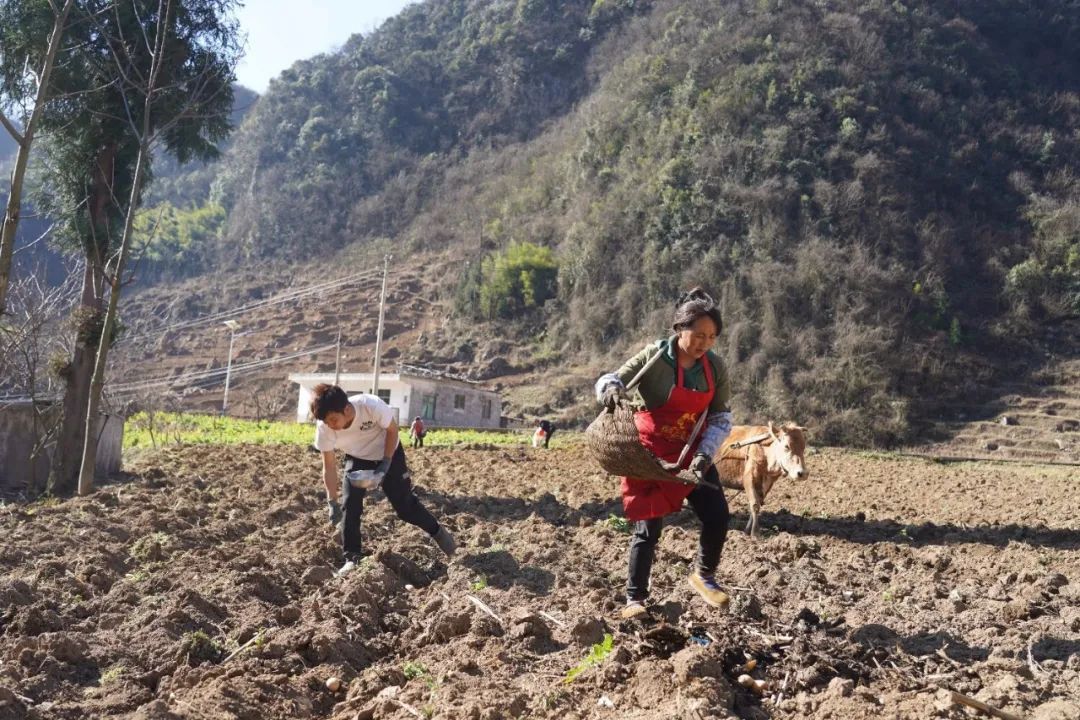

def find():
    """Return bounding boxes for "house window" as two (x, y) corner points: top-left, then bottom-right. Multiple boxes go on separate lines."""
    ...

(482, 399), (493, 419)
(376, 389), (391, 404)
(421, 394), (437, 420)
(453, 394), (466, 411)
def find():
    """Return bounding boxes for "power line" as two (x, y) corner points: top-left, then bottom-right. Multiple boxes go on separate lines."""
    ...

(109, 342), (338, 396)
(119, 268), (385, 344)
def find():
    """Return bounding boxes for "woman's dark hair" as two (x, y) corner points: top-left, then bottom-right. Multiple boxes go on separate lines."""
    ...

(311, 384), (349, 421)
(672, 287), (723, 334)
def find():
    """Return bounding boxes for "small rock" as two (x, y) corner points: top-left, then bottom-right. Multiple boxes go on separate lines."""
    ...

(301, 566), (334, 586)
(570, 617), (606, 647)
(763, 571), (787, 587)
(1001, 415), (1018, 426)
(1042, 573), (1068, 589)
(1062, 606), (1080, 632)
(933, 688), (954, 713)
(276, 606), (302, 625)
(948, 588), (966, 611)
(828, 677), (854, 697)
(470, 614), (503, 638)
(432, 612), (472, 642)
(1002, 600), (1037, 622)
(509, 612), (551, 642)
(1030, 700), (1080, 720)
(325, 677), (341, 692)
(43, 633), (89, 663)
(796, 665), (824, 688)
(731, 593), (763, 620)
(672, 646), (723, 682)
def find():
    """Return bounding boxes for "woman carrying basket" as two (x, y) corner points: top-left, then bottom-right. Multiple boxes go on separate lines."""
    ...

(594, 288), (733, 619)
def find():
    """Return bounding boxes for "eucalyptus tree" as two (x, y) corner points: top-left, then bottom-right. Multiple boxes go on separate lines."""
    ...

(0, 0), (77, 316)
(15, 0), (240, 495)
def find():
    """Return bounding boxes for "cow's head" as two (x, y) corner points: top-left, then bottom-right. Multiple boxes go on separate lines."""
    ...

(765, 422), (807, 486)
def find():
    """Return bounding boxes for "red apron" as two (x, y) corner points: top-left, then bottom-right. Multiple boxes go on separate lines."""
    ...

(621, 358), (714, 521)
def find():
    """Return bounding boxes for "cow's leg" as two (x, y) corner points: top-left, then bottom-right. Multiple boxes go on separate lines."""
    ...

(742, 462), (761, 537)
(748, 484), (764, 538)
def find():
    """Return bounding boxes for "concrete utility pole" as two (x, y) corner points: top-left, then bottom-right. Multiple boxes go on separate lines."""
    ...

(334, 328), (342, 387)
(222, 319), (240, 415)
(372, 254), (390, 397)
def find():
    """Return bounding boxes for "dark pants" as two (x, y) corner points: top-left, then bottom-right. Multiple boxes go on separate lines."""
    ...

(411, 433), (424, 448)
(341, 444), (439, 558)
(626, 466), (729, 602)
(543, 428), (554, 448)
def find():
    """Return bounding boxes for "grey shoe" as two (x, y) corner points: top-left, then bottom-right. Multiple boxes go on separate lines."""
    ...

(433, 526), (457, 557)
(620, 600), (647, 620)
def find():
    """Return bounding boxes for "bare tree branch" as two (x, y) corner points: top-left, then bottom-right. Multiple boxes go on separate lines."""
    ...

(0, 109), (24, 145)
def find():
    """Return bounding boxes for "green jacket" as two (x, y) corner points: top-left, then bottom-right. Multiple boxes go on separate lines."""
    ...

(616, 336), (731, 413)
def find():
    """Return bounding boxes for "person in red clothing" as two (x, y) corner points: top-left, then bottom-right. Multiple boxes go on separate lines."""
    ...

(595, 288), (734, 619)
(409, 416), (426, 448)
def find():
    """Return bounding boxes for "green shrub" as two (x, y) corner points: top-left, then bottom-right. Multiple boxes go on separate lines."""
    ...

(464, 242), (558, 320)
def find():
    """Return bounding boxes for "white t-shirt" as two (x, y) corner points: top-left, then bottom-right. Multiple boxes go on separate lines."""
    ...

(314, 394), (397, 460)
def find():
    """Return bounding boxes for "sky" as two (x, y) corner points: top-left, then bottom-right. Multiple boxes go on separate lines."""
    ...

(234, 0), (419, 93)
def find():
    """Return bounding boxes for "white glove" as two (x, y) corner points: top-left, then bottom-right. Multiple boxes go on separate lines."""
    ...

(689, 452), (712, 479)
(594, 373), (627, 408)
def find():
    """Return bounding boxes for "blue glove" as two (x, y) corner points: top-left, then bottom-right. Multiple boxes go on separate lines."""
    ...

(327, 498), (342, 526)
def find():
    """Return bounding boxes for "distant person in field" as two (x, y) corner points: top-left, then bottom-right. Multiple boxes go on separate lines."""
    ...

(409, 416), (426, 448)
(538, 418), (555, 448)
(594, 288), (734, 619)
(311, 384), (456, 575)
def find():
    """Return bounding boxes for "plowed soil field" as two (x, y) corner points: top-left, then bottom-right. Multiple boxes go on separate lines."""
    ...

(2, 443), (1078, 719)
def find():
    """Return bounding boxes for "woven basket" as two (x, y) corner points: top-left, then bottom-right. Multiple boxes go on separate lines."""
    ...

(585, 400), (699, 484)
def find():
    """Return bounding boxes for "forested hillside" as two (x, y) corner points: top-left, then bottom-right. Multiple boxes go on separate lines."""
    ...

(132, 0), (1080, 444)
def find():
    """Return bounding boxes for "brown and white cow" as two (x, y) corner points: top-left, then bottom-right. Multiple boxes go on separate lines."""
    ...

(712, 422), (807, 537)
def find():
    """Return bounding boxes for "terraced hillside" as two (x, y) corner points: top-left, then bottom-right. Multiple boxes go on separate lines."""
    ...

(912, 323), (1080, 464)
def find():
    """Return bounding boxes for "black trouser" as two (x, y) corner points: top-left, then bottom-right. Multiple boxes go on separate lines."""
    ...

(543, 428), (554, 448)
(626, 466), (729, 602)
(411, 433), (424, 449)
(341, 443), (439, 558)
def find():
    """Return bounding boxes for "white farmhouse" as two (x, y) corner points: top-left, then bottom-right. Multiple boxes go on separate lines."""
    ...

(288, 364), (502, 429)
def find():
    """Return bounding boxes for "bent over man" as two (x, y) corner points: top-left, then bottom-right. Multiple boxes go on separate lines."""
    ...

(312, 384), (456, 575)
